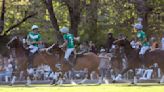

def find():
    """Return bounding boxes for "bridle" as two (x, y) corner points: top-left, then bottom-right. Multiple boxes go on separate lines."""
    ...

(6, 36), (18, 49)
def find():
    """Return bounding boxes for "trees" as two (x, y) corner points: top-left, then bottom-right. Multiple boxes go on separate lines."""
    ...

(0, 0), (37, 55)
(0, 0), (163, 55)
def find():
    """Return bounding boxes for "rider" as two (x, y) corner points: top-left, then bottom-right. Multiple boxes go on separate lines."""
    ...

(59, 26), (79, 63)
(133, 22), (150, 60)
(26, 25), (42, 68)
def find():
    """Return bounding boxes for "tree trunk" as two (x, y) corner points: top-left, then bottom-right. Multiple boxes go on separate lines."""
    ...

(134, 0), (149, 33)
(0, 0), (5, 34)
(66, 0), (81, 36)
(85, 0), (98, 41)
(44, 0), (59, 32)
(44, 0), (63, 42)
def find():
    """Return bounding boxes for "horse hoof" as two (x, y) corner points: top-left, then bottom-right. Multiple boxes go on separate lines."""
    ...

(131, 82), (137, 85)
(54, 83), (58, 86)
(112, 80), (116, 83)
(96, 83), (101, 85)
(50, 83), (58, 86)
(8, 84), (12, 86)
(25, 84), (30, 86)
(77, 82), (81, 85)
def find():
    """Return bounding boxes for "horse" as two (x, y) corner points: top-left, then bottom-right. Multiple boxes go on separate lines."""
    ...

(47, 43), (101, 84)
(113, 38), (164, 84)
(6, 36), (100, 85)
(6, 36), (65, 85)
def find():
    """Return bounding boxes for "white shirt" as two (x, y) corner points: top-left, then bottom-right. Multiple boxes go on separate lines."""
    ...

(161, 37), (164, 50)
(5, 64), (13, 72)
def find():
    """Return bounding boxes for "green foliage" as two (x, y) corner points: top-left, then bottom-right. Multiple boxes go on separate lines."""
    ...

(0, 0), (163, 48)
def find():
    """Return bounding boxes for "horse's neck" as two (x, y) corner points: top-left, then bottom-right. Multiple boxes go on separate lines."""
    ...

(15, 47), (26, 57)
(124, 47), (138, 57)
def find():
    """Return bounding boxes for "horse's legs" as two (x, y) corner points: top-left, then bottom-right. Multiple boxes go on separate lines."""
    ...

(70, 78), (77, 85)
(50, 72), (62, 85)
(9, 70), (18, 86)
(78, 76), (88, 84)
(78, 70), (92, 84)
(113, 67), (130, 82)
(9, 76), (16, 86)
(97, 68), (107, 84)
(159, 75), (164, 83)
(132, 69), (137, 84)
(26, 76), (31, 86)
(26, 69), (33, 86)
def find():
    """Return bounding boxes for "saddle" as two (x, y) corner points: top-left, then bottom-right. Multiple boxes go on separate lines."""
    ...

(68, 51), (86, 66)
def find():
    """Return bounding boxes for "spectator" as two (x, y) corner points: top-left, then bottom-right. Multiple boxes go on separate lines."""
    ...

(79, 42), (90, 53)
(0, 56), (4, 71)
(97, 48), (111, 84)
(161, 33), (164, 50)
(89, 41), (97, 54)
(4, 61), (13, 82)
(149, 34), (158, 51)
(106, 32), (115, 53)
(139, 68), (153, 80)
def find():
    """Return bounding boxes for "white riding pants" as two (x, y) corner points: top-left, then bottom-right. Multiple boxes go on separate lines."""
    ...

(29, 45), (38, 53)
(139, 46), (149, 55)
(64, 48), (75, 61)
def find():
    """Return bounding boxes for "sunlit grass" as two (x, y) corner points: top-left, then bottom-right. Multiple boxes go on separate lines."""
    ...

(0, 83), (164, 92)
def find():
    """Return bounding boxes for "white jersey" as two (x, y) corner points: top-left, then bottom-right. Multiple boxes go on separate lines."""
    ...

(5, 64), (13, 72)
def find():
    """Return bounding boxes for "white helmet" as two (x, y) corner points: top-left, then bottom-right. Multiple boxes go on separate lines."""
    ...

(133, 23), (143, 30)
(60, 26), (69, 33)
(31, 25), (39, 30)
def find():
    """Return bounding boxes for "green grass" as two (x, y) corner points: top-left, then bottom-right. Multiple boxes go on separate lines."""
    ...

(0, 83), (164, 92)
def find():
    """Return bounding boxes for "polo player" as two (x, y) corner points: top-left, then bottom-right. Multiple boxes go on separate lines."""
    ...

(26, 25), (42, 68)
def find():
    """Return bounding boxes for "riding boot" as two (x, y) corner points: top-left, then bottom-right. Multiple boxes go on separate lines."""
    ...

(28, 52), (34, 68)
(139, 54), (145, 66)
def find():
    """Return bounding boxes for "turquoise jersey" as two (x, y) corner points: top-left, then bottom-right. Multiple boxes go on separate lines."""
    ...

(137, 30), (149, 46)
(27, 32), (41, 47)
(63, 33), (74, 48)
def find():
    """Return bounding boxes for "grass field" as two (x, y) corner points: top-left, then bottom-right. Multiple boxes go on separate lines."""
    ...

(0, 83), (164, 92)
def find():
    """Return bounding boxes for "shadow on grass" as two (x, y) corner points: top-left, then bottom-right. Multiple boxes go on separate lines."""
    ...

(54, 84), (101, 87)
(1, 83), (163, 88)
(121, 83), (164, 87)
(0, 84), (101, 88)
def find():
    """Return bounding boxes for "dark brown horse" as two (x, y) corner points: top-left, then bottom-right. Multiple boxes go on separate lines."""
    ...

(113, 38), (164, 84)
(7, 36), (100, 85)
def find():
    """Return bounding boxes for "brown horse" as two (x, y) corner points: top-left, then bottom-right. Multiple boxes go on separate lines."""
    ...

(6, 36), (62, 85)
(7, 36), (100, 85)
(47, 43), (100, 84)
(113, 38), (164, 84)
